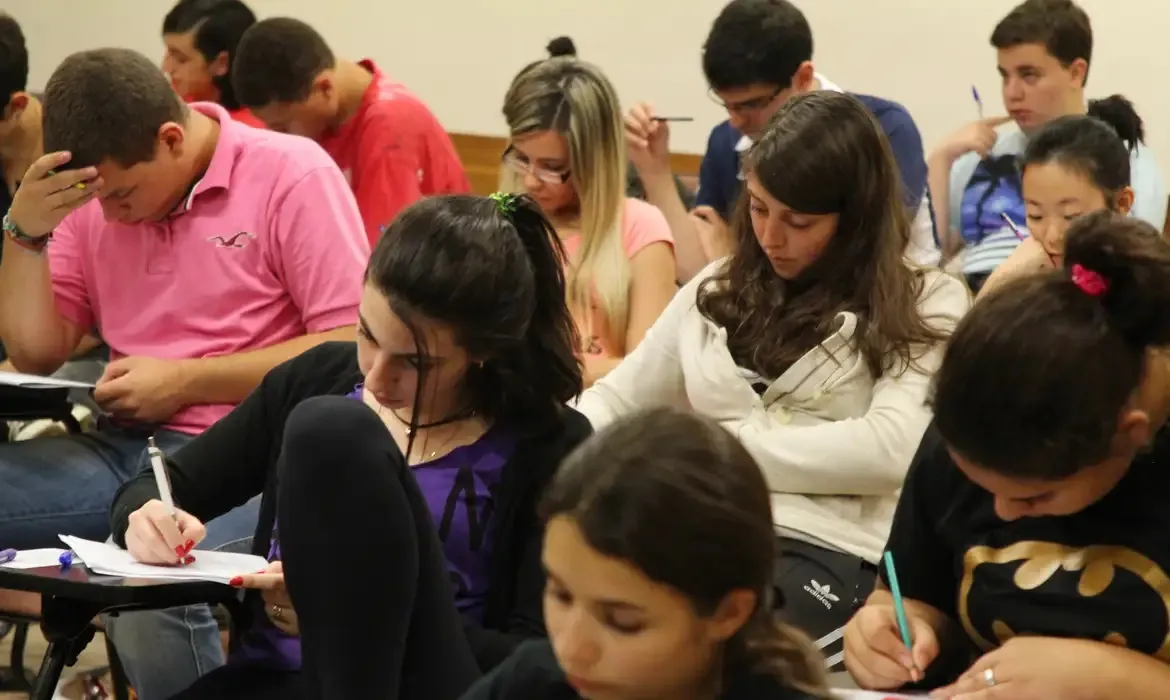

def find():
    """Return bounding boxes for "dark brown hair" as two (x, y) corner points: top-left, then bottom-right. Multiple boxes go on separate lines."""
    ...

(696, 91), (950, 380)
(232, 17), (334, 107)
(365, 194), (582, 436)
(991, 0), (1092, 85)
(933, 212), (1170, 479)
(540, 407), (830, 698)
(43, 49), (186, 169)
(162, 0), (257, 110)
(0, 13), (28, 108)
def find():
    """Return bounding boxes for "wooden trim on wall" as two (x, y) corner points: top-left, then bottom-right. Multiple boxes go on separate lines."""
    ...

(449, 132), (703, 196)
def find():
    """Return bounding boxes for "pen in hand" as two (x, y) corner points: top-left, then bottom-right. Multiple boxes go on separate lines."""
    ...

(148, 436), (196, 566)
(651, 116), (693, 122)
(971, 85), (983, 119)
(882, 551), (920, 681)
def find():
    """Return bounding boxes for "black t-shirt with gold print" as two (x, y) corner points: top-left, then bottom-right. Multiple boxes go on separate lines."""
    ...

(882, 423), (1170, 665)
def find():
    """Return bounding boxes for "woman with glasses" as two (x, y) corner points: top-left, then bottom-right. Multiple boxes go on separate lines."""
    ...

(977, 95), (1145, 298)
(577, 91), (969, 669)
(501, 56), (677, 387)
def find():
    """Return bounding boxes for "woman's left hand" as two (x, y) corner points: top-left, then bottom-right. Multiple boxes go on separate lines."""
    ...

(234, 561), (299, 637)
(931, 636), (1112, 700)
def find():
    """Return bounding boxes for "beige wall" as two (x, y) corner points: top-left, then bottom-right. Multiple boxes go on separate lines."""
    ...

(9, 0), (1170, 178)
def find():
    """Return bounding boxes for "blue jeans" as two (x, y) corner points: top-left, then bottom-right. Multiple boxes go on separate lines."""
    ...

(0, 425), (190, 550)
(104, 496), (260, 700)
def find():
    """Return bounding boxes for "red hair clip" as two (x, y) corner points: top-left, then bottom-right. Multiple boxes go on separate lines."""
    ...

(1071, 263), (1109, 296)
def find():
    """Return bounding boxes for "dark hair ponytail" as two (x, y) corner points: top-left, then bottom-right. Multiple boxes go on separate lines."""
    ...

(541, 408), (832, 699)
(546, 36), (576, 57)
(1022, 98), (1140, 200)
(1087, 94), (1144, 151)
(933, 211), (1170, 479)
(366, 194), (582, 435)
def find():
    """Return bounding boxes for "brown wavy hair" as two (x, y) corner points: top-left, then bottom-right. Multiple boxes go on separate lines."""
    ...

(696, 91), (950, 379)
(541, 407), (831, 698)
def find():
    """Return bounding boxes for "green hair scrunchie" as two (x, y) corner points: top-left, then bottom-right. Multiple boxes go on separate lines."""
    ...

(488, 191), (520, 218)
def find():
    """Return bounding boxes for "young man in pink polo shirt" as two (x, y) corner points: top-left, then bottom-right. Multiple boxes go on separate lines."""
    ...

(232, 17), (471, 247)
(0, 48), (366, 599)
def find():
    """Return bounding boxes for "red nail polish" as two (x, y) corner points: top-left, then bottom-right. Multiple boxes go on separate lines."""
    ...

(229, 576), (242, 587)
(175, 545), (186, 557)
(183, 555), (196, 565)
(184, 540), (195, 552)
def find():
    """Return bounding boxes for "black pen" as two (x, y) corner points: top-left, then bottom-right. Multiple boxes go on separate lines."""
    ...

(652, 116), (693, 122)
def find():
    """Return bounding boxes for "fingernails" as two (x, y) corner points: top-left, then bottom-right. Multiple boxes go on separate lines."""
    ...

(175, 545), (187, 557)
(184, 540), (195, 552)
(229, 576), (243, 587)
(183, 555), (196, 565)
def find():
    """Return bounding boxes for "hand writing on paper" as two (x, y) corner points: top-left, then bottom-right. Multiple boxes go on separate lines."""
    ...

(844, 602), (940, 690)
(233, 561), (299, 637)
(931, 636), (1113, 700)
(125, 499), (204, 565)
(691, 206), (732, 262)
(93, 356), (192, 423)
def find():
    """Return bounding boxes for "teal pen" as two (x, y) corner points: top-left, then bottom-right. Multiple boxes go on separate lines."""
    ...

(883, 551), (915, 654)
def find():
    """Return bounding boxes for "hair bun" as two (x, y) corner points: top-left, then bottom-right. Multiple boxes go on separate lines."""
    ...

(546, 36), (577, 57)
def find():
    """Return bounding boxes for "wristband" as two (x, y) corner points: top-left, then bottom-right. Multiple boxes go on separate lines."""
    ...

(2, 213), (51, 254)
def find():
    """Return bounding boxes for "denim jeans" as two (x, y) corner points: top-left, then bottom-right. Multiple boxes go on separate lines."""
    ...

(103, 496), (260, 700)
(0, 425), (190, 550)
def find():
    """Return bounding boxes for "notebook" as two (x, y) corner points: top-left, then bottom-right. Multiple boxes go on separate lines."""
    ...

(60, 535), (269, 584)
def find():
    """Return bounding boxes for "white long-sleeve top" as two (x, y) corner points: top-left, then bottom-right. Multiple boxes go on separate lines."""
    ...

(575, 261), (970, 563)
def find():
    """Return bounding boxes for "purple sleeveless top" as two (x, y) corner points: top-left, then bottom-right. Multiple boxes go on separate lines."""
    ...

(232, 386), (515, 669)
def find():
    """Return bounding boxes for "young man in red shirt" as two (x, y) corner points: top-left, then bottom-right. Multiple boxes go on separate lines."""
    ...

(161, 0), (265, 128)
(233, 18), (470, 246)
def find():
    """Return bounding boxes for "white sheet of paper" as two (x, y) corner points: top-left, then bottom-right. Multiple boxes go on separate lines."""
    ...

(832, 690), (928, 699)
(60, 535), (269, 584)
(0, 371), (94, 389)
(0, 548), (70, 569)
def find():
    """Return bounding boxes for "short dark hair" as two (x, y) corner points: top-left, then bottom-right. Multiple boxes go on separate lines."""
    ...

(1023, 95), (1143, 201)
(0, 13), (28, 107)
(991, 0), (1092, 84)
(541, 407), (830, 696)
(933, 212), (1170, 479)
(231, 17), (334, 108)
(365, 194), (582, 438)
(702, 0), (813, 92)
(162, 0), (257, 110)
(43, 49), (186, 169)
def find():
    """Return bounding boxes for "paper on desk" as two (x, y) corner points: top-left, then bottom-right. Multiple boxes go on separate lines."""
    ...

(0, 370), (94, 389)
(832, 690), (928, 699)
(0, 548), (70, 569)
(60, 536), (269, 584)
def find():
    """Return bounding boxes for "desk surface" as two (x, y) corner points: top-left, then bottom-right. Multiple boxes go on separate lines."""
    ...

(0, 564), (233, 608)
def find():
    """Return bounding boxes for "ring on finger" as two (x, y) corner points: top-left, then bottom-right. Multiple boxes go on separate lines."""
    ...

(984, 667), (997, 687)
(271, 604), (284, 623)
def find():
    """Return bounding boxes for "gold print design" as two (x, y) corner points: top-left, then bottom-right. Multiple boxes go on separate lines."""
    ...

(958, 542), (1170, 660)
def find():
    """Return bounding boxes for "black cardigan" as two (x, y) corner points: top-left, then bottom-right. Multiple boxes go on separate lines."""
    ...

(109, 341), (592, 671)
(459, 640), (821, 700)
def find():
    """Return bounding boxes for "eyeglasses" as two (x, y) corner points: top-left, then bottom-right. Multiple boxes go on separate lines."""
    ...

(707, 86), (785, 116)
(502, 147), (571, 185)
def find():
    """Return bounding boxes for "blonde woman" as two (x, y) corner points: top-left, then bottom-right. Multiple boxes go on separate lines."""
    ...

(502, 56), (677, 386)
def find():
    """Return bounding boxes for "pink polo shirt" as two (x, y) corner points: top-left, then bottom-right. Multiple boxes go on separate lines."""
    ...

(48, 102), (369, 435)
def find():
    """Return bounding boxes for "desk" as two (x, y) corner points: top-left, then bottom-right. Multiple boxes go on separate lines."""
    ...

(0, 563), (235, 700)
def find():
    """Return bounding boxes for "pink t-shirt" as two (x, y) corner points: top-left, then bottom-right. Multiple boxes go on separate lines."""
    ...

(559, 197), (673, 358)
(49, 102), (369, 435)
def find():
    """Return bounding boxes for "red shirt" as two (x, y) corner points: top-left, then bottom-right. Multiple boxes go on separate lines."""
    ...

(318, 60), (471, 247)
(228, 107), (266, 129)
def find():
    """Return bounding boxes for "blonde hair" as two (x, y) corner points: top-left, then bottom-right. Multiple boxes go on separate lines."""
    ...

(501, 57), (631, 351)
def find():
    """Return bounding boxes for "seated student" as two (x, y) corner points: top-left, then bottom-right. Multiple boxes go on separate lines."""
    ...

(978, 97), (1139, 297)
(501, 56), (676, 386)
(161, 0), (263, 129)
(109, 193), (591, 700)
(929, 0), (1165, 292)
(625, 0), (937, 283)
(462, 407), (832, 700)
(0, 48), (364, 614)
(0, 12), (108, 385)
(844, 213), (1170, 699)
(576, 91), (969, 668)
(232, 18), (470, 247)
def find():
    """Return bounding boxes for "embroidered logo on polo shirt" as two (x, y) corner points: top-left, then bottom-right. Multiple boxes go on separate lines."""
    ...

(804, 579), (840, 610)
(207, 231), (256, 249)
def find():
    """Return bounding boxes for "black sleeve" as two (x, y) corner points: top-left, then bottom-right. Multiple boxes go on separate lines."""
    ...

(464, 412), (593, 670)
(458, 641), (563, 700)
(878, 423), (960, 618)
(108, 358), (292, 547)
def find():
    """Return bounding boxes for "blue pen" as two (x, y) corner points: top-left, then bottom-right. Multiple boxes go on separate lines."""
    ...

(883, 551), (915, 661)
(972, 85), (984, 119)
(0, 549), (15, 565)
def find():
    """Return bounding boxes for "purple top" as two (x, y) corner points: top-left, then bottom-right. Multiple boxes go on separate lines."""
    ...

(232, 386), (515, 669)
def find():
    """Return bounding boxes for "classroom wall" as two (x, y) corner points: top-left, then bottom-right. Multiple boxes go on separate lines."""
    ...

(8, 0), (1170, 174)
